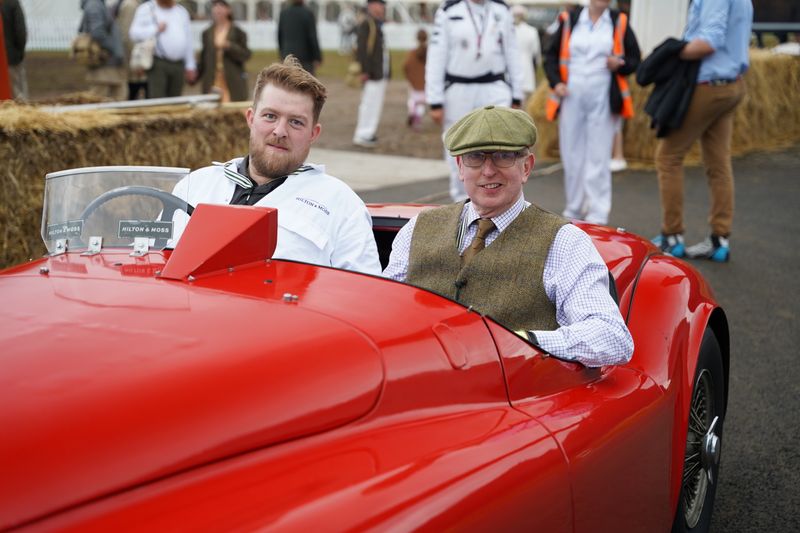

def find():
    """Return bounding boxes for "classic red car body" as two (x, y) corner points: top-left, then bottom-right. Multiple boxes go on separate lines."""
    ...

(0, 197), (729, 531)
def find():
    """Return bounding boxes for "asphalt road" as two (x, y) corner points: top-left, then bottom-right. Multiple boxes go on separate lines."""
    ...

(360, 145), (800, 532)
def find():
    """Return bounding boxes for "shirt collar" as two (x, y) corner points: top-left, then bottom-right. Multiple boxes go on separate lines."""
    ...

(577, 6), (612, 28)
(462, 194), (528, 232)
(215, 156), (314, 190)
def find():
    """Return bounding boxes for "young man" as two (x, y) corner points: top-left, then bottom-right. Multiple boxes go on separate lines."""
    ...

(172, 56), (381, 275)
(383, 105), (633, 367)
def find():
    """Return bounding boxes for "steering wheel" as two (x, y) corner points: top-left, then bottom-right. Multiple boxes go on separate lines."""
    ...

(79, 186), (195, 248)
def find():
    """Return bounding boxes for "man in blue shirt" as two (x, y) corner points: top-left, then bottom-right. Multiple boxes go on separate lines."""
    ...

(653, 0), (752, 262)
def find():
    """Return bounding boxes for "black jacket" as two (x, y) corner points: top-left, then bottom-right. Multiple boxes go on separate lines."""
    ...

(543, 7), (641, 115)
(1, 0), (27, 66)
(356, 15), (388, 81)
(636, 38), (700, 138)
(277, 4), (322, 72)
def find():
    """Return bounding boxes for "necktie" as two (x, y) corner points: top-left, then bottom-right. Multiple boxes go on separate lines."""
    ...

(461, 218), (496, 266)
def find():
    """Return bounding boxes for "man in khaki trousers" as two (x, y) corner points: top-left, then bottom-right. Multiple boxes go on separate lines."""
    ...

(653, 0), (753, 263)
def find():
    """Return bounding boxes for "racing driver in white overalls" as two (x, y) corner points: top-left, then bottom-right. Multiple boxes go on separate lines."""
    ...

(426, 0), (524, 201)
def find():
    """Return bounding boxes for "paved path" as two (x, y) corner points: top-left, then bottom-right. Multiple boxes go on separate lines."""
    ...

(308, 148), (449, 192)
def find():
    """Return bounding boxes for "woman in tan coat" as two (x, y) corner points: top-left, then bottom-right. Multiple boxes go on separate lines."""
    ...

(197, 0), (251, 102)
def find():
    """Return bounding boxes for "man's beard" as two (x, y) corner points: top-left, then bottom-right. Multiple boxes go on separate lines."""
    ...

(249, 135), (309, 180)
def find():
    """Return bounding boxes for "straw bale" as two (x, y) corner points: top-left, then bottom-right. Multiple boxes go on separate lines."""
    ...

(32, 92), (109, 106)
(527, 50), (800, 167)
(0, 103), (249, 269)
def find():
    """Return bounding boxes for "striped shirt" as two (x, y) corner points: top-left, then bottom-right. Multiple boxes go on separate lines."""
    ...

(383, 195), (634, 367)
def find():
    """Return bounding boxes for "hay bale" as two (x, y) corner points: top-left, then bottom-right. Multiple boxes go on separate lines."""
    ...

(527, 50), (800, 166)
(0, 103), (249, 269)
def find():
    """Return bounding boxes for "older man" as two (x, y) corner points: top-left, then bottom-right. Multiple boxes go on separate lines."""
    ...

(383, 105), (633, 367)
(171, 56), (380, 275)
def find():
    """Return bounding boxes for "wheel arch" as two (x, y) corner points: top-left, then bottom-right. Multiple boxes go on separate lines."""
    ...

(624, 255), (730, 520)
(706, 307), (730, 412)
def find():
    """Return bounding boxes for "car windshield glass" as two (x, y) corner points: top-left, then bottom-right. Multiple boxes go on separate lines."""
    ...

(41, 166), (190, 254)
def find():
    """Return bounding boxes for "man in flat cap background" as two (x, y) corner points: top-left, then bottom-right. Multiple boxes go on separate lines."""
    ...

(383, 105), (633, 368)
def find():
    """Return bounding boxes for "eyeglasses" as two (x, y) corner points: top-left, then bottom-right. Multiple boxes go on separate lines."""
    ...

(461, 151), (525, 168)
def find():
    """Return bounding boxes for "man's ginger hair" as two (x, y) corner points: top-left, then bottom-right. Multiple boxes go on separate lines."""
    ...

(251, 55), (328, 123)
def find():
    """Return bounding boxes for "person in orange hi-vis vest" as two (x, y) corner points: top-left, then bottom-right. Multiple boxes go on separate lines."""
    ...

(543, 0), (640, 225)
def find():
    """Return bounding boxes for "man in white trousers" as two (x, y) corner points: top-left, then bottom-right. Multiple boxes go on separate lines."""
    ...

(352, 0), (389, 148)
(426, 0), (524, 201)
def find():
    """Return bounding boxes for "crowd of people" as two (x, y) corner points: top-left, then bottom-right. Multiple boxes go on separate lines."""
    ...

(2, 0), (758, 265)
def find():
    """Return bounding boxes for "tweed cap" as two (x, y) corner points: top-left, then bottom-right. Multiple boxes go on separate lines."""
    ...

(444, 105), (538, 156)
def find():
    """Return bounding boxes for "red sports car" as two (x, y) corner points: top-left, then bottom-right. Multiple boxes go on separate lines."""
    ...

(0, 166), (728, 532)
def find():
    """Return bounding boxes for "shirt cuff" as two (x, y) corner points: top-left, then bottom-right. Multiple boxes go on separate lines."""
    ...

(532, 329), (575, 361)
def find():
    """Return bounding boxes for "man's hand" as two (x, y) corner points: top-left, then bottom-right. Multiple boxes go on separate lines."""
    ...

(185, 69), (197, 84)
(430, 107), (444, 125)
(553, 82), (568, 98)
(607, 55), (625, 72)
(157, 21), (167, 34)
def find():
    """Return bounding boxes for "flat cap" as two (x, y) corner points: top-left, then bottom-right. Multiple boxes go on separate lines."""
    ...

(444, 105), (538, 156)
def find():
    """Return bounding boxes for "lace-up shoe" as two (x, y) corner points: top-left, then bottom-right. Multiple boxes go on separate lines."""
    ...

(652, 233), (685, 257)
(352, 136), (378, 148)
(686, 235), (730, 262)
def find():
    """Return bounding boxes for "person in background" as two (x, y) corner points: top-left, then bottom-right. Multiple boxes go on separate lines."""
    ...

(610, 0), (631, 172)
(171, 56), (381, 275)
(652, 0), (753, 262)
(80, 0), (127, 100)
(1, 0), (27, 100)
(543, 0), (640, 225)
(337, 4), (357, 55)
(117, 0), (147, 99)
(383, 105), (633, 368)
(129, 0), (197, 98)
(425, 0), (524, 202)
(610, 121), (627, 171)
(277, 0), (322, 75)
(352, 0), (389, 148)
(511, 4), (541, 107)
(402, 28), (427, 131)
(197, 0), (251, 102)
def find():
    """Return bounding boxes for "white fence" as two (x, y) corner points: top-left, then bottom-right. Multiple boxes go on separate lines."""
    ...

(21, 0), (433, 51)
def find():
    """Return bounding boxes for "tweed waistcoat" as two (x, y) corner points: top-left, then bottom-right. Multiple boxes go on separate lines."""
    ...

(407, 202), (567, 331)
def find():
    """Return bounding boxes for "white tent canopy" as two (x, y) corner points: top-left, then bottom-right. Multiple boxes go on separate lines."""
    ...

(630, 0), (689, 56)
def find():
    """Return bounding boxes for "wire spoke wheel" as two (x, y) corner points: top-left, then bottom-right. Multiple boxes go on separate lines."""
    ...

(673, 328), (725, 533)
(682, 369), (714, 527)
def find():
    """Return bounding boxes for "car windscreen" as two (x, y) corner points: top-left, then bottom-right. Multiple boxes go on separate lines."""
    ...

(41, 166), (190, 254)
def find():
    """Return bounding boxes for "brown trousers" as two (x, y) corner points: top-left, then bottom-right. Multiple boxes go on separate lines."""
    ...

(655, 79), (745, 236)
